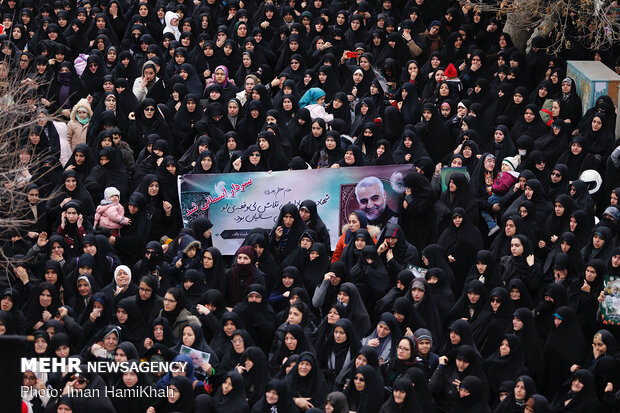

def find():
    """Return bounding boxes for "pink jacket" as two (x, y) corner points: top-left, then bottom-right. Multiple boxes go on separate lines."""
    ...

(95, 203), (128, 229)
(492, 171), (519, 195)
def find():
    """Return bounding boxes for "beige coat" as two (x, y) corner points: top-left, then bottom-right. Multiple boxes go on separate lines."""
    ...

(66, 98), (92, 150)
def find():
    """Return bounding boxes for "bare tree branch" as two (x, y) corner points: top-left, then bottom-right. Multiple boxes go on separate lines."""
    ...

(469, 0), (619, 53)
(0, 62), (59, 282)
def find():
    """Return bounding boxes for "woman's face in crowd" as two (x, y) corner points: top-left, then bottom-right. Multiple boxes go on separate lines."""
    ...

(512, 316), (523, 331)
(55, 345), (69, 358)
(439, 83), (450, 96)
(232, 333), (244, 353)
(407, 279), (425, 302)
(148, 181), (159, 196)
(137, 282), (152, 302)
(65, 176), (77, 191)
(116, 269), (129, 286)
(585, 265), (598, 282)
(237, 253), (252, 265)
(324, 136), (337, 150)
(34, 338), (47, 354)
(297, 360), (312, 376)
(123, 372), (138, 387)
(228, 102), (239, 117)
(116, 307), (128, 324)
(376, 322), (390, 338)
(114, 347), (127, 362)
(222, 320), (236, 337)
(327, 306), (341, 324)
(494, 129), (505, 143)
(201, 251), (214, 269)
(287, 307), (302, 324)
(355, 353), (368, 368)
(456, 358), (469, 372)
(571, 378), (584, 393)
(499, 339), (510, 356)
(201, 155), (213, 170)
(514, 380), (527, 400)
(396, 338), (412, 360)
(282, 97), (293, 111)
(283, 331), (298, 351)
(484, 156), (495, 171)
(334, 326), (347, 344)
(360, 57), (370, 70)
(265, 388), (279, 404)
(593, 333), (608, 354)
(343, 150), (355, 164)
(523, 109), (535, 123)
(215, 69), (226, 84)
(510, 238), (524, 256)
(104, 332), (118, 351)
(513, 93), (523, 104)
(182, 325), (195, 346)
(163, 293), (177, 311)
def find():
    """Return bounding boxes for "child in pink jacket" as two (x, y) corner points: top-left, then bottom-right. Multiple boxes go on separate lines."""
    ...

(94, 187), (130, 237)
(483, 156), (520, 236)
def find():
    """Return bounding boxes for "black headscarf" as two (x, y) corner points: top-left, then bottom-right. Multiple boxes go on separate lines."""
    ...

(393, 129), (429, 165)
(342, 364), (385, 413)
(483, 334), (528, 397)
(541, 305), (587, 396)
(416, 102), (452, 163)
(511, 103), (548, 139)
(23, 282), (62, 332)
(471, 287), (516, 358)
(548, 369), (600, 412)
(284, 351), (328, 407)
(582, 113), (615, 158)
(405, 278), (444, 346)
(338, 282), (371, 335)
(269, 203), (307, 263)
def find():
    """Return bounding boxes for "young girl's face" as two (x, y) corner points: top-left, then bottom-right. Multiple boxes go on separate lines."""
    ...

(110, 194), (119, 203)
(417, 338), (431, 355)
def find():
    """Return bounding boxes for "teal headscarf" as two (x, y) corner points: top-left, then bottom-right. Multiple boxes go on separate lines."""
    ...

(76, 106), (90, 125)
(299, 87), (326, 108)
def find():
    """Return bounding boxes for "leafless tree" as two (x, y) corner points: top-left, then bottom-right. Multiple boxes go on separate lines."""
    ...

(469, 0), (620, 53)
(0, 66), (58, 284)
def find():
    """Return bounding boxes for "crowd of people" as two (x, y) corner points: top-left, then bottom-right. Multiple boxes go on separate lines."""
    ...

(1, 0), (620, 411)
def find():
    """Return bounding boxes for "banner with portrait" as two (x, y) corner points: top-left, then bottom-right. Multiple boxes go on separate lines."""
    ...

(440, 167), (469, 192)
(600, 274), (620, 325)
(178, 165), (412, 255)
